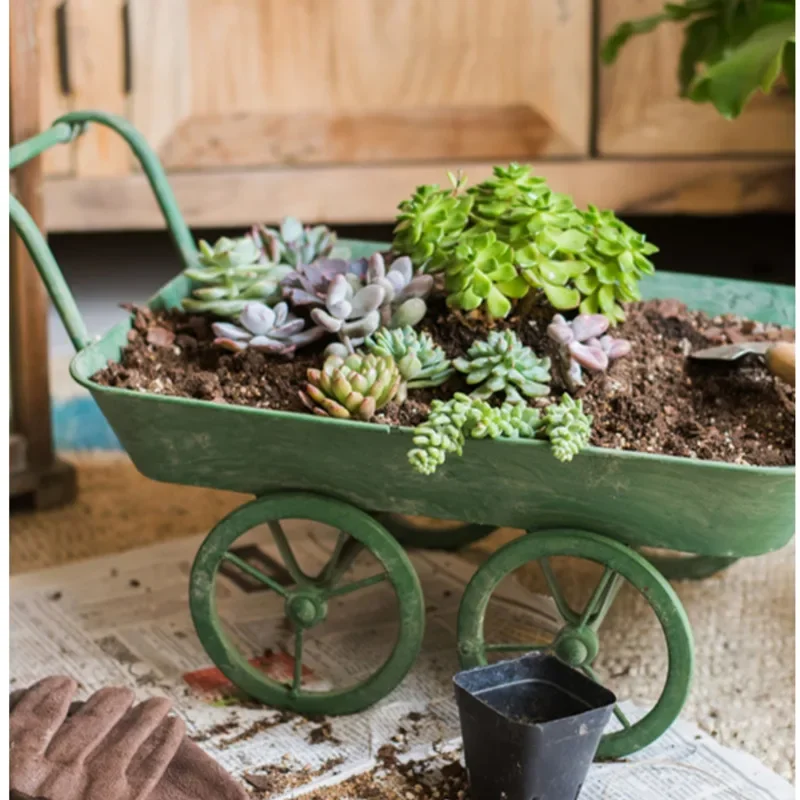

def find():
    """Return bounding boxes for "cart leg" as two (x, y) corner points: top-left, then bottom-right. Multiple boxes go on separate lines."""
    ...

(457, 528), (694, 760)
(189, 492), (425, 716)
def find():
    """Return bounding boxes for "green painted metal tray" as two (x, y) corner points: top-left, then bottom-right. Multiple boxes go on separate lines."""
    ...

(12, 113), (795, 561)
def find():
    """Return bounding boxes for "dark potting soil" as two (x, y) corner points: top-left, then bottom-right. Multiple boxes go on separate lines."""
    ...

(93, 296), (795, 467)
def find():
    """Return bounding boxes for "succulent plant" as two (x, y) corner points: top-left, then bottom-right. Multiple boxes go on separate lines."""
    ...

(392, 172), (473, 269)
(300, 353), (401, 421)
(281, 257), (370, 308)
(392, 163), (658, 324)
(453, 330), (551, 403)
(364, 327), (453, 389)
(366, 253), (433, 329)
(542, 393), (593, 463)
(182, 237), (293, 317)
(250, 217), (347, 267)
(310, 274), (384, 357)
(408, 393), (542, 475)
(439, 227), (522, 319)
(211, 301), (325, 357)
(575, 205), (657, 321)
(547, 313), (632, 392)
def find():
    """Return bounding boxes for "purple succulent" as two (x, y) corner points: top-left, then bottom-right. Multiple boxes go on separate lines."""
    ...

(547, 313), (631, 392)
(212, 301), (325, 357)
(281, 257), (370, 307)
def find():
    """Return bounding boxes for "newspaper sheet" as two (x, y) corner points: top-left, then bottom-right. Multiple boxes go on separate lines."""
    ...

(10, 524), (794, 799)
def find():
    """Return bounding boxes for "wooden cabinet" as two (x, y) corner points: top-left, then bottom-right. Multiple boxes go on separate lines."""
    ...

(130, 0), (590, 169)
(19, 0), (794, 231)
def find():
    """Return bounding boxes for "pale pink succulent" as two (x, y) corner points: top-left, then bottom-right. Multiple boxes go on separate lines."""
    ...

(547, 313), (631, 392)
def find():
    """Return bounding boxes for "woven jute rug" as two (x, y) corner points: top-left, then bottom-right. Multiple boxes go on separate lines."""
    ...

(10, 452), (795, 781)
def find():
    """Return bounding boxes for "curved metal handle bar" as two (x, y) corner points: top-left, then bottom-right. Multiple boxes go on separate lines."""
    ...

(10, 193), (90, 351)
(52, 111), (197, 268)
(9, 110), (198, 353)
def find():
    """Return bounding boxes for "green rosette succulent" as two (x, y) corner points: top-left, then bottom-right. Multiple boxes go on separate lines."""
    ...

(543, 393), (593, 463)
(300, 353), (401, 421)
(441, 227), (524, 319)
(364, 327), (454, 388)
(392, 173), (473, 269)
(453, 330), (551, 403)
(408, 393), (542, 475)
(574, 205), (657, 322)
(182, 237), (294, 317)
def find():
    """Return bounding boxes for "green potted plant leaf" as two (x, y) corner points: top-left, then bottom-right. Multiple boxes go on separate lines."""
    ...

(602, 0), (795, 119)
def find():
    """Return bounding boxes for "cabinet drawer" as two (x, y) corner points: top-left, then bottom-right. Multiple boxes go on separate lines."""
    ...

(128, 0), (591, 170)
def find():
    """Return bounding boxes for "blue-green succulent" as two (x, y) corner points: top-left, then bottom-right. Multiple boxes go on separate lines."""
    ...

(364, 327), (453, 388)
(182, 237), (293, 317)
(453, 330), (551, 403)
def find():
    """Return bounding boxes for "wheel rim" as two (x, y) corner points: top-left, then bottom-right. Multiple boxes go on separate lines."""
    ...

(457, 529), (694, 759)
(190, 492), (425, 716)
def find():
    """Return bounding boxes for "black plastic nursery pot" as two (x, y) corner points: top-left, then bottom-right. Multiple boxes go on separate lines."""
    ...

(453, 653), (616, 800)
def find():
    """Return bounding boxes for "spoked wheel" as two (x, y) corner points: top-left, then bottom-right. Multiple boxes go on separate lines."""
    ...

(373, 512), (498, 551)
(457, 529), (694, 760)
(190, 493), (425, 716)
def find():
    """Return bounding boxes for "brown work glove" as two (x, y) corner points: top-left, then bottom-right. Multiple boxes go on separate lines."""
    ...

(10, 678), (248, 800)
(10, 677), (183, 800)
(151, 738), (248, 800)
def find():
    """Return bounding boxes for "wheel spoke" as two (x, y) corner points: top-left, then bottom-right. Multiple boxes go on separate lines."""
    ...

(612, 704), (632, 729)
(579, 568), (624, 629)
(581, 666), (631, 730)
(268, 520), (312, 587)
(292, 629), (304, 694)
(485, 643), (550, 654)
(222, 552), (289, 597)
(540, 558), (578, 624)
(327, 572), (388, 597)
(318, 533), (364, 587)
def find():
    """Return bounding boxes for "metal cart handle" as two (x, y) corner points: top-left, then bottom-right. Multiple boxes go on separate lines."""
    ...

(9, 110), (198, 352)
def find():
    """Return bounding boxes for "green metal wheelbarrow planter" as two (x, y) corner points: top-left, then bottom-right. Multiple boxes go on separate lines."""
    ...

(11, 112), (795, 760)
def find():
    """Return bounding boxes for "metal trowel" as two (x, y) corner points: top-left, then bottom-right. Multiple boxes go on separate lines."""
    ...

(690, 341), (795, 387)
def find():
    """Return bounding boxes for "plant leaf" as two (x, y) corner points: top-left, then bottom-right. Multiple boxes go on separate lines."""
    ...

(601, 12), (671, 64)
(688, 18), (795, 118)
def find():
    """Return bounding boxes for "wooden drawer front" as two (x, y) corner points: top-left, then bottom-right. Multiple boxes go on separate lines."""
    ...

(598, 0), (794, 156)
(128, 0), (591, 171)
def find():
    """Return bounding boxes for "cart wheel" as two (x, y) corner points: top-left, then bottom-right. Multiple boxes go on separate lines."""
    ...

(373, 513), (498, 551)
(190, 493), (425, 716)
(457, 529), (693, 760)
(643, 552), (739, 581)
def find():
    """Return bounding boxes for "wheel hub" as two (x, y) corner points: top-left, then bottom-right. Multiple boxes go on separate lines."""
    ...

(553, 625), (599, 667)
(285, 592), (327, 628)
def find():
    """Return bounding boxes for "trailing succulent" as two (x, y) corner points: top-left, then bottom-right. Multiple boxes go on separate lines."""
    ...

(407, 389), (594, 474)
(300, 353), (401, 421)
(211, 301), (324, 357)
(547, 313), (632, 392)
(310, 253), (433, 357)
(182, 237), (294, 317)
(453, 330), (551, 403)
(543, 394), (593, 463)
(250, 217), (346, 267)
(392, 163), (657, 324)
(408, 393), (542, 476)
